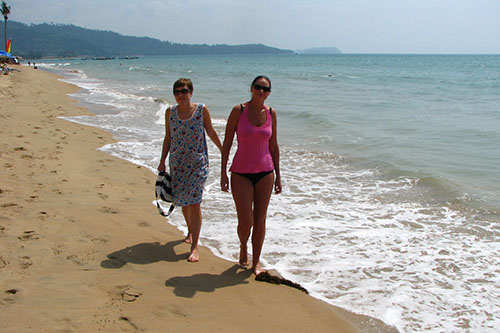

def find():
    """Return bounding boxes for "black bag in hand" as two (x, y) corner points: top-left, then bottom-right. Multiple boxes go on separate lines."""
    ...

(155, 171), (174, 216)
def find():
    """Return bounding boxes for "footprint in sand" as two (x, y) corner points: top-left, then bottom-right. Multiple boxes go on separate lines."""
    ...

(18, 230), (39, 241)
(169, 305), (192, 318)
(19, 256), (33, 269)
(3, 289), (20, 305)
(66, 254), (83, 265)
(0, 256), (8, 268)
(138, 221), (150, 228)
(26, 195), (38, 203)
(121, 287), (142, 302)
(37, 211), (48, 220)
(2, 203), (20, 209)
(98, 193), (108, 200)
(52, 188), (63, 195)
(100, 207), (120, 214)
(109, 285), (142, 302)
(119, 316), (140, 330)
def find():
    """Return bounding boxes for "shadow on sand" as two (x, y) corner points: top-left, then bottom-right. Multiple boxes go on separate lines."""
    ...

(101, 239), (187, 268)
(165, 264), (253, 298)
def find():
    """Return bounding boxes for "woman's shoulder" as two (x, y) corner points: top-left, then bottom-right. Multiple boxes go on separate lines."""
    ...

(235, 102), (248, 112)
(227, 103), (243, 114)
(226, 103), (244, 124)
(198, 103), (209, 111)
(165, 105), (173, 117)
(263, 104), (275, 114)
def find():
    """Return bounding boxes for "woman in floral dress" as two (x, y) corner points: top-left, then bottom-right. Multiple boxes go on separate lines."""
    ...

(158, 78), (222, 262)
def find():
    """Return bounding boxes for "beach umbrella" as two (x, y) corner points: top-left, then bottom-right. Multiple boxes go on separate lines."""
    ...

(0, 49), (15, 59)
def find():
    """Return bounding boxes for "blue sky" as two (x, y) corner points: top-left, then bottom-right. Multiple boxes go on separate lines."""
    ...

(6, 0), (500, 54)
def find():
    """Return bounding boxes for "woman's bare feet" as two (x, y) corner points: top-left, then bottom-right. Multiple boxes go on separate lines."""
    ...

(239, 244), (249, 267)
(188, 247), (199, 262)
(252, 263), (266, 276)
(184, 233), (192, 244)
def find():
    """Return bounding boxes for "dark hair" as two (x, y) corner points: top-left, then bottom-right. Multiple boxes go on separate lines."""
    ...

(173, 78), (193, 93)
(251, 75), (271, 89)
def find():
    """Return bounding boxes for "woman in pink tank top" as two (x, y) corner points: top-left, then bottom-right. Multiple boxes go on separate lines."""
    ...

(221, 75), (282, 276)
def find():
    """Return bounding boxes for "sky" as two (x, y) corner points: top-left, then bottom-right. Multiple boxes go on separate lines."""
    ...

(5, 0), (500, 54)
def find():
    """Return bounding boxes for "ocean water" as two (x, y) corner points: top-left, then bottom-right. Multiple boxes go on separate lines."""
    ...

(38, 54), (500, 332)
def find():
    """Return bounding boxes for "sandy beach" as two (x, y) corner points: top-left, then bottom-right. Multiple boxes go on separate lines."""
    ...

(0, 67), (396, 332)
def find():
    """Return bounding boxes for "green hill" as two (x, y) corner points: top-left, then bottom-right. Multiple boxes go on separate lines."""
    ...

(6, 21), (293, 59)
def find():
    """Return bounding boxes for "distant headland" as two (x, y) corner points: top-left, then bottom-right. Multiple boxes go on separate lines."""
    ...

(295, 47), (342, 55)
(7, 21), (294, 59)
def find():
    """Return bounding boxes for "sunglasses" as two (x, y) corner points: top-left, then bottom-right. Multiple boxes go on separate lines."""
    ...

(253, 84), (271, 92)
(174, 88), (190, 96)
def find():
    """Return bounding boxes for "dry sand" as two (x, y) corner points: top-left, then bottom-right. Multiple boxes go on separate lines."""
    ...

(0, 67), (397, 332)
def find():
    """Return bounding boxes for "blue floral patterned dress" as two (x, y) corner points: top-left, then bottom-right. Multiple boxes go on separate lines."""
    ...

(169, 103), (209, 206)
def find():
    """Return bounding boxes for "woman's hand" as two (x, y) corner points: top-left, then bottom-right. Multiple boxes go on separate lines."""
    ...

(157, 161), (166, 172)
(274, 175), (282, 194)
(221, 173), (230, 192)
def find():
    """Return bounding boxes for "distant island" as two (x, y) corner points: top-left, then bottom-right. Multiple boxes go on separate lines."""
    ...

(295, 47), (342, 55)
(7, 21), (294, 59)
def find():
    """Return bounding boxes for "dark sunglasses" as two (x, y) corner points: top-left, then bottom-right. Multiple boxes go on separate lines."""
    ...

(253, 84), (271, 92)
(174, 88), (190, 96)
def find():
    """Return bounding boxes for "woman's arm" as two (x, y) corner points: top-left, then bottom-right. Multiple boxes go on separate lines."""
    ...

(157, 107), (172, 172)
(202, 105), (222, 152)
(269, 107), (282, 194)
(220, 105), (241, 192)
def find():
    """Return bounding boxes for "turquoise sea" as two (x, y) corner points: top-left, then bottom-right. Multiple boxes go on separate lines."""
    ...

(39, 54), (500, 332)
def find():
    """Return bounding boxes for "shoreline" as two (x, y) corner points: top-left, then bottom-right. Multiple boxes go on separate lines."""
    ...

(0, 67), (397, 332)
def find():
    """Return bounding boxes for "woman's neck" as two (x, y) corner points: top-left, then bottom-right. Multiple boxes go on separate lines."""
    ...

(177, 101), (193, 112)
(248, 99), (265, 110)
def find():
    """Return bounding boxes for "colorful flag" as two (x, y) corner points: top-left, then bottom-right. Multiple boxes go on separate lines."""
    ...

(6, 39), (11, 53)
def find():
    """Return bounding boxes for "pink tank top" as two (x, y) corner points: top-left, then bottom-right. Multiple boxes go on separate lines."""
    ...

(230, 104), (274, 173)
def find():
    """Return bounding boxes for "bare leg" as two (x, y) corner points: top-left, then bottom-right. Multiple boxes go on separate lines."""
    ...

(186, 203), (202, 262)
(239, 244), (249, 267)
(251, 173), (274, 275)
(181, 206), (192, 244)
(231, 173), (254, 267)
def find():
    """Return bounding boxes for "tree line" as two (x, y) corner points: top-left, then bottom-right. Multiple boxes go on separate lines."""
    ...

(6, 21), (293, 59)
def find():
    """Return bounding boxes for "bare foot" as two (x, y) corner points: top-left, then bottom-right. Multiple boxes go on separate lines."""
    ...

(187, 247), (199, 262)
(184, 233), (192, 244)
(253, 263), (266, 276)
(239, 245), (249, 267)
